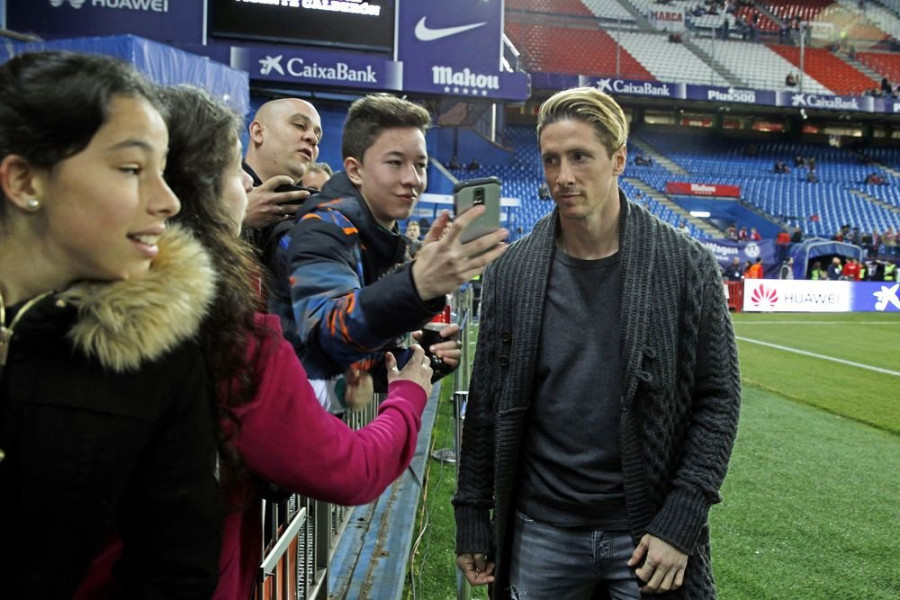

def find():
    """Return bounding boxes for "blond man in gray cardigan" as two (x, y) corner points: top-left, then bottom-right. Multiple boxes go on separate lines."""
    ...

(454, 87), (741, 599)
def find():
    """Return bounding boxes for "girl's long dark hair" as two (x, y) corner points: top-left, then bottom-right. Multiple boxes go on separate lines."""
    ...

(158, 84), (268, 486)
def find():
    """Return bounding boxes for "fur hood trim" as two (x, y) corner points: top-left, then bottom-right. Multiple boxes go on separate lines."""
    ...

(61, 226), (216, 373)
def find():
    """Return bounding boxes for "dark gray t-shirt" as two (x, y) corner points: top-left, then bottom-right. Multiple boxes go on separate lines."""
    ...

(517, 249), (628, 529)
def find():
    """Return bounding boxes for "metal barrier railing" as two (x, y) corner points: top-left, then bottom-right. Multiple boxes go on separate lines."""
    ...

(254, 285), (476, 600)
(254, 394), (383, 600)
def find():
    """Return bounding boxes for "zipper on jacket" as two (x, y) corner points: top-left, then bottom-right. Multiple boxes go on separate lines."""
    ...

(0, 290), (54, 372)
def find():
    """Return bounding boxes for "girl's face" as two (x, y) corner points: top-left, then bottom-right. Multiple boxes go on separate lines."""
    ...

(221, 139), (253, 235)
(32, 94), (179, 285)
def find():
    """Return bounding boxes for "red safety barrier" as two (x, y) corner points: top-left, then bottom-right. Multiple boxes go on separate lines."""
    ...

(725, 281), (743, 312)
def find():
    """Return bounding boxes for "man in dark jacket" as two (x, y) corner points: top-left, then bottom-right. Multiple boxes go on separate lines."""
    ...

(271, 94), (508, 411)
(453, 87), (741, 599)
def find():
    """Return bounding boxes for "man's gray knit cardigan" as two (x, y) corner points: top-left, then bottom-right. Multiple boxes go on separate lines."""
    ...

(453, 192), (741, 599)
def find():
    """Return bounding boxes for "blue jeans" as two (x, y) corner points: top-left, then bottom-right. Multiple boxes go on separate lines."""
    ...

(508, 512), (641, 600)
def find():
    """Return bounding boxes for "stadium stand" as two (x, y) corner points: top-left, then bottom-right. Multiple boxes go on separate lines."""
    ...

(614, 31), (731, 86)
(504, 21), (654, 78)
(579, 0), (637, 23)
(505, 0), (594, 17)
(691, 37), (833, 93)
(856, 50), (900, 84)
(629, 132), (900, 239)
(769, 44), (879, 94)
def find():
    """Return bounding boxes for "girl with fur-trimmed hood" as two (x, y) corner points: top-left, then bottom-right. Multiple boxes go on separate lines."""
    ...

(0, 52), (223, 597)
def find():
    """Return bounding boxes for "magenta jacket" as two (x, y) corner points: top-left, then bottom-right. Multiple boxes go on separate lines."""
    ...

(215, 314), (428, 599)
(75, 314), (428, 600)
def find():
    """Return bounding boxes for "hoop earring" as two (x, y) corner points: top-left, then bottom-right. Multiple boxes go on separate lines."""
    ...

(25, 198), (40, 211)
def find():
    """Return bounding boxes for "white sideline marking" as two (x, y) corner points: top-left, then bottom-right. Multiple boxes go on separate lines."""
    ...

(736, 336), (900, 378)
(736, 321), (900, 325)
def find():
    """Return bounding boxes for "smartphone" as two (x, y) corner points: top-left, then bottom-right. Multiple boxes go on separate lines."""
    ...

(453, 177), (501, 245)
(275, 183), (318, 205)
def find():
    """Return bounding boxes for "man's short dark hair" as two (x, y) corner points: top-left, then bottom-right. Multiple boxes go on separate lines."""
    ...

(341, 95), (431, 161)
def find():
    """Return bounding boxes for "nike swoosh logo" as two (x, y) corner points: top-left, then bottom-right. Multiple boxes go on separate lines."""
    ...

(414, 17), (487, 42)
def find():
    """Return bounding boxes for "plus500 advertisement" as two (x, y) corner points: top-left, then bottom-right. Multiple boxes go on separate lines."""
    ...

(743, 280), (900, 313)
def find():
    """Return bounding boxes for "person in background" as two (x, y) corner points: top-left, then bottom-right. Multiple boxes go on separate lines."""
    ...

(76, 84), (437, 600)
(810, 260), (824, 280)
(405, 220), (423, 260)
(241, 98), (319, 234)
(454, 87), (740, 599)
(779, 257), (795, 279)
(827, 256), (843, 280)
(842, 257), (860, 280)
(725, 256), (744, 281)
(301, 161), (333, 191)
(747, 257), (764, 279)
(775, 228), (792, 263)
(0, 51), (222, 598)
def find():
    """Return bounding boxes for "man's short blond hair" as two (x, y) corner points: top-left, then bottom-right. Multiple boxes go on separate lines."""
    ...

(536, 87), (627, 158)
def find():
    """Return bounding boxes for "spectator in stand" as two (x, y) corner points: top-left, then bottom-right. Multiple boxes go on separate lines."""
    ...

(634, 153), (653, 166)
(779, 257), (794, 279)
(725, 256), (744, 281)
(774, 161), (790, 174)
(794, 155), (806, 167)
(785, 73), (797, 87)
(806, 170), (818, 184)
(884, 227), (897, 255)
(827, 256), (843, 280)
(861, 231), (873, 257)
(842, 257), (861, 280)
(448, 155), (462, 170)
(749, 227), (761, 241)
(775, 229), (792, 263)
(467, 157), (481, 171)
(738, 226), (748, 241)
(747, 257), (764, 279)
(301, 161), (333, 191)
(810, 261), (824, 280)
(865, 172), (885, 185)
(538, 183), (551, 200)
(881, 77), (893, 96)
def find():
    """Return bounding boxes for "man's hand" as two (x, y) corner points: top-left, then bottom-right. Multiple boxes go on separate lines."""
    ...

(456, 553), (495, 586)
(243, 175), (310, 229)
(411, 208), (508, 301)
(628, 534), (688, 594)
(412, 323), (461, 369)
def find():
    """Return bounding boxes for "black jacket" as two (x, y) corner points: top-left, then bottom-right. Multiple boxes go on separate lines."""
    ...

(0, 228), (222, 599)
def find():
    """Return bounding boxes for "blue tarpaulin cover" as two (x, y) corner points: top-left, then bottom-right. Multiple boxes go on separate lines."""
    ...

(0, 34), (248, 116)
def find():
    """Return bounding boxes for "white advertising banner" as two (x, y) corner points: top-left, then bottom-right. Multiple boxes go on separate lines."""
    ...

(742, 279), (851, 312)
(648, 7), (685, 32)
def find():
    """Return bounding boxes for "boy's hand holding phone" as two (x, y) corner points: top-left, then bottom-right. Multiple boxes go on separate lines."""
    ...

(411, 207), (508, 302)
